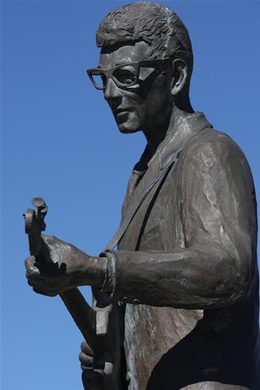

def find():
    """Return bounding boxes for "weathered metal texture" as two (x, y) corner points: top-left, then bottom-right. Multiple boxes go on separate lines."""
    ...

(25, 2), (259, 389)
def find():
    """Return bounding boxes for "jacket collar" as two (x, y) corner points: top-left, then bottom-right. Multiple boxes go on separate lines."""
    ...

(133, 112), (212, 173)
(152, 111), (212, 171)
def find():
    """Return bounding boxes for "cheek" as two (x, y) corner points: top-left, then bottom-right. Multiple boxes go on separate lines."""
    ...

(125, 94), (147, 117)
(148, 88), (171, 115)
(134, 101), (147, 119)
(146, 73), (171, 110)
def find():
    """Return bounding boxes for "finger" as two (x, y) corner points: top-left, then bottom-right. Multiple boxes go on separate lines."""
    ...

(81, 364), (91, 371)
(27, 278), (58, 297)
(32, 287), (57, 297)
(25, 257), (40, 279)
(81, 341), (93, 356)
(33, 261), (60, 276)
(28, 281), (57, 296)
(79, 352), (93, 369)
(25, 256), (36, 269)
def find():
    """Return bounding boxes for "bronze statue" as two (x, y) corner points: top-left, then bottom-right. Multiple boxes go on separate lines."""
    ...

(25, 2), (259, 389)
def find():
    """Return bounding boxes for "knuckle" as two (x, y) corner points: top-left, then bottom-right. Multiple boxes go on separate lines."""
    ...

(79, 352), (86, 362)
(80, 341), (87, 350)
(26, 265), (38, 279)
(25, 256), (35, 267)
(81, 341), (93, 355)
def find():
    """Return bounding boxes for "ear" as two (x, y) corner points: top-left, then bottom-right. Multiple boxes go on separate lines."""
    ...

(170, 59), (188, 96)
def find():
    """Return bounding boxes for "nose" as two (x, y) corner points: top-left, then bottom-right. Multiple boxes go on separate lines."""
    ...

(104, 77), (122, 101)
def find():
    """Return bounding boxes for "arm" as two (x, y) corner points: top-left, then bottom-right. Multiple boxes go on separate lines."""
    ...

(102, 135), (257, 309)
(26, 135), (257, 309)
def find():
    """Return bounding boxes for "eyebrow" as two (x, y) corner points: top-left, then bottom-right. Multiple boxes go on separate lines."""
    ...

(97, 61), (138, 69)
(114, 61), (135, 66)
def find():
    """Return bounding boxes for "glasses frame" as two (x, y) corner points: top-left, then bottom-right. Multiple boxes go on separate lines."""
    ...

(86, 57), (172, 90)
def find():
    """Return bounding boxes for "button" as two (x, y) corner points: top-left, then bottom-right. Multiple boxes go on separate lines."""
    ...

(126, 372), (131, 383)
(133, 298), (139, 304)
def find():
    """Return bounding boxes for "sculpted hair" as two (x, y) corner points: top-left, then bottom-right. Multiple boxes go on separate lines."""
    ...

(96, 2), (193, 77)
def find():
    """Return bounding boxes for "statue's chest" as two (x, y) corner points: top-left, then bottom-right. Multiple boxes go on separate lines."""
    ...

(118, 166), (182, 252)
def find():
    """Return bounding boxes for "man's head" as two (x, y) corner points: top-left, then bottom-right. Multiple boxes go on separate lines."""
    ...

(88, 2), (194, 139)
(96, 2), (193, 85)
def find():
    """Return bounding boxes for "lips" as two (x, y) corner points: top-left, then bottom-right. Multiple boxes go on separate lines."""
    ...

(114, 107), (130, 119)
(116, 106), (129, 112)
(116, 110), (128, 117)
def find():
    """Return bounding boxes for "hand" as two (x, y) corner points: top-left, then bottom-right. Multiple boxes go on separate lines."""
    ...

(79, 341), (105, 390)
(79, 341), (93, 370)
(25, 235), (106, 296)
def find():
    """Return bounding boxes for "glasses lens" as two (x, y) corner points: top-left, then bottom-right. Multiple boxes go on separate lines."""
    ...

(89, 72), (106, 89)
(113, 65), (137, 87)
(88, 63), (139, 89)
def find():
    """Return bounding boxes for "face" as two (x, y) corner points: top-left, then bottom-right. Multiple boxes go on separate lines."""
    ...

(97, 41), (173, 134)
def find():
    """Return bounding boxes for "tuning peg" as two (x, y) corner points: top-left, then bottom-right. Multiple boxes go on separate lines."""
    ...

(31, 197), (48, 218)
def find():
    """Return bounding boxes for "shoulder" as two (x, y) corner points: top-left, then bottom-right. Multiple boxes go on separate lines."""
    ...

(187, 128), (243, 156)
(177, 128), (255, 199)
(181, 128), (249, 171)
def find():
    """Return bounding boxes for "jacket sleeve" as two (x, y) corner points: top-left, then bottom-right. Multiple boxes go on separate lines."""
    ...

(104, 134), (257, 309)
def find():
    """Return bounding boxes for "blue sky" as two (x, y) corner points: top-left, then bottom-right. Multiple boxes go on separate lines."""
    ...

(1, 1), (260, 389)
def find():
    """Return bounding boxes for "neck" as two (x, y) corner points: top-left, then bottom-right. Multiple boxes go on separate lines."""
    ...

(142, 105), (172, 149)
(143, 103), (195, 151)
(143, 127), (168, 150)
(175, 87), (194, 114)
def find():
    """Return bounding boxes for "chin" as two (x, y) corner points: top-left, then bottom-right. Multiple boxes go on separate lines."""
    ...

(115, 111), (142, 134)
(117, 121), (140, 134)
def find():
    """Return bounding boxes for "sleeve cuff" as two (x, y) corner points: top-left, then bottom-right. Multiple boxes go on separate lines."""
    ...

(100, 250), (116, 296)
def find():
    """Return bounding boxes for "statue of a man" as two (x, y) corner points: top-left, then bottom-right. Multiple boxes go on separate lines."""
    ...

(25, 2), (259, 389)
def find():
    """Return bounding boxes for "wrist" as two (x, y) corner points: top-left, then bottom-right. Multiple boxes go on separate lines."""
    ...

(73, 250), (107, 289)
(100, 250), (116, 294)
(87, 255), (108, 289)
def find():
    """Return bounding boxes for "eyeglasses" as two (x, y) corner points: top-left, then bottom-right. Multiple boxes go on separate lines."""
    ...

(86, 58), (171, 90)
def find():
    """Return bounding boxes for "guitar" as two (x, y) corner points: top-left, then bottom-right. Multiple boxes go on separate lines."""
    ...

(24, 198), (122, 390)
